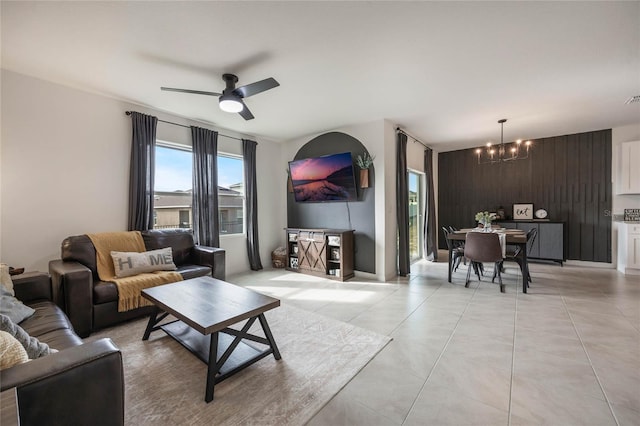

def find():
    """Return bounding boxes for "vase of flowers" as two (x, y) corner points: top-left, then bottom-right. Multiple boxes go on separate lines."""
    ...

(475, 211), (496, 231)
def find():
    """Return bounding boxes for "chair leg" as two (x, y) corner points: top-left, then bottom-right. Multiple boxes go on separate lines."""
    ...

(496, 262), (504, 293)
(453, 256), (462, 272)
(472, 262), (482, 281)
(465, 263), (472, 287)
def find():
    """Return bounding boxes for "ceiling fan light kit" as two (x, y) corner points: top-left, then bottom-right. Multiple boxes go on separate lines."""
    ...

(219, 95), (244, 113)
(161, 73), (279, 120)
(475, 119), (532, 164)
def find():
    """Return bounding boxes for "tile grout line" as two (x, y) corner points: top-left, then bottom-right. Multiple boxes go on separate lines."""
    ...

(507, 274), (521, 426)
(561, 295), (621, 426)
(400, 281), (482, 425)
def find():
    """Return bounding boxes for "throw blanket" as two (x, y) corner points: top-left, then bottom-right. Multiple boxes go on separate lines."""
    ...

(87, 231), (183, 312)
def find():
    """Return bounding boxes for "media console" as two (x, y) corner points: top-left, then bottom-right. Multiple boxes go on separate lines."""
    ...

(285, 228), (355, 281)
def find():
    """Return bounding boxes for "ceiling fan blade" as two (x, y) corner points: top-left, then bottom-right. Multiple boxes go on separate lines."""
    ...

(238, 101), (255, 120)
(234, 77), (279, 98)
(161, 87), (222, 96)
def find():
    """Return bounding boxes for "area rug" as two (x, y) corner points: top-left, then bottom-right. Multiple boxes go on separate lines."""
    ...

(89, 303), (391, 425)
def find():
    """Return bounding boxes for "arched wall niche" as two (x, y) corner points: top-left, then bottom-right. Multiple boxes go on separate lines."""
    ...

(287, 132), (376, 273)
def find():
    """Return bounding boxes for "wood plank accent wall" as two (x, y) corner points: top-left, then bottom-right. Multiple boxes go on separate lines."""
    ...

(438, 129), (612, 262)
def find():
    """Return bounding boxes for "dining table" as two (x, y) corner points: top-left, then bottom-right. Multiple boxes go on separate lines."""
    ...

(446, 228), (530, 293)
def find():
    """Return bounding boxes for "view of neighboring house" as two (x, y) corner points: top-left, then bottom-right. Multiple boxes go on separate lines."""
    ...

(154, 185), (244, 234)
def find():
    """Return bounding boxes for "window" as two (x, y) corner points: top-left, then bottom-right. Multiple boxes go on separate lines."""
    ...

(154, 143), (245, 235)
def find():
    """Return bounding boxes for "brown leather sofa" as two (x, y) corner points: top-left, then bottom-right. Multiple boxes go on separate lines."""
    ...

(49, 228), (225, 338)
(0, 272), (124, 426)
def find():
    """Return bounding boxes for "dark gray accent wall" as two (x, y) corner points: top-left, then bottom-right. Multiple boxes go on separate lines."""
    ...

(287, 132), (376, 273)
(438, 129), (612, 263)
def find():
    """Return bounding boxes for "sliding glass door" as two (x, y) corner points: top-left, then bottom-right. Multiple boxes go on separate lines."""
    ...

(408, 171), (423, 261)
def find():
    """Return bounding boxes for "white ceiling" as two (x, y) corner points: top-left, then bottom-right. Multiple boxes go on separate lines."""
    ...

(2, 1), (639, 150)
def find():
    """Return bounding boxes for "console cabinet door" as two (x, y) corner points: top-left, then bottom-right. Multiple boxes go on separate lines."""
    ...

(538, 223), (564, 261)
(297, 231), (327, 273)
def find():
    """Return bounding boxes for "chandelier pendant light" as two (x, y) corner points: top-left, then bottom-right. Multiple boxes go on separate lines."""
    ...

(476, 119), (532, 164)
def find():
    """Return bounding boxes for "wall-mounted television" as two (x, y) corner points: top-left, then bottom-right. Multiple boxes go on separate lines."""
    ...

(288, 152), (358, 202)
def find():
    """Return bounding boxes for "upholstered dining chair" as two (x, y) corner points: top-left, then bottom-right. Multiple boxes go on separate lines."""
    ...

(464, 232), (505, 292)
(503, 227), (537, 287)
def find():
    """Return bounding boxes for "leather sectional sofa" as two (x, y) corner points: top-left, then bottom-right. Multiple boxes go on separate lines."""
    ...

(0, 272), (124, 426)
(49, 228), (225, 338)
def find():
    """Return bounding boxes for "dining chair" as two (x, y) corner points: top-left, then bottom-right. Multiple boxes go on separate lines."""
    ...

(503, 228), (537, 287)
(464, 232), (505, 292)
(442, 227), (465, 274)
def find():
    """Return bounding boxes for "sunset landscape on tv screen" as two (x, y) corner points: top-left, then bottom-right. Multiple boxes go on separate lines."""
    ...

(289, 152), (357, 202)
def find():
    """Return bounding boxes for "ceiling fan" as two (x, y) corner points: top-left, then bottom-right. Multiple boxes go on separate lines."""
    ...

(161, 73), (279, 120)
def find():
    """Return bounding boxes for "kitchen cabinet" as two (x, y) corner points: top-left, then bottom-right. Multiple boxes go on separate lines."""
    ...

(617, 222), (640, 275)
(617, 141), (640, 194)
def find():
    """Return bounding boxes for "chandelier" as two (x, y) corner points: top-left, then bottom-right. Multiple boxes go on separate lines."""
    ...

(476, 119), (531, 164)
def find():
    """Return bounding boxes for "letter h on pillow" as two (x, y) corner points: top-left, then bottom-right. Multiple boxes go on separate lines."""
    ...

(111, 247), (177, 278)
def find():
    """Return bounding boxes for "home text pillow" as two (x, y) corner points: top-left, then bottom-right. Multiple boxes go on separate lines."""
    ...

(0, 263), (14, 296)
(0, 314), (55, 359)
(0, 330), (29, 369)
(111, 247), (177, 278)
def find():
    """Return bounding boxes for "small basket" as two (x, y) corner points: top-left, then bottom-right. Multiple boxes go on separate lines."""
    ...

(271, 247), (287, 268)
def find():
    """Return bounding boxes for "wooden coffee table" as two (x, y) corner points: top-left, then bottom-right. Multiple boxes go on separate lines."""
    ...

(141, 276), (281, 403)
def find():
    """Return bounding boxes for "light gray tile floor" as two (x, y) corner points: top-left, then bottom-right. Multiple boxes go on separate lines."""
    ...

(228, 252), (640, 425)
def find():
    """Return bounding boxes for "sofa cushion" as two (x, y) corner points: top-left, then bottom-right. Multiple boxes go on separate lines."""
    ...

(0, 331), (29, 369)
(176, 264), (212, 280)
(18, 301), (81, 347)
(0, 314), (55, 358)
(0, 285), (35, 323)
(111, 247), (177, 278)
(141, 229), (194, 266)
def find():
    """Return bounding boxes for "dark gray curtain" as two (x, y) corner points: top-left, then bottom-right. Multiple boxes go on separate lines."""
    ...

(243, 139), (263, 270)
(423, 148), (438, 261)
(191, 126), (220, 247)
(396, 132), (410, 276)
(128, 112), (158, 231)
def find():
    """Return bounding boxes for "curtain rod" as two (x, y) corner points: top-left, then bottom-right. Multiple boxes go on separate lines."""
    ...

(396, 127), (431, 150)
(125, 111), (245, 142)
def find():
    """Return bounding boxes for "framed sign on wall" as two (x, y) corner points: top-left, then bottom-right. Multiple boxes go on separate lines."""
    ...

(513, 203), (534, 220)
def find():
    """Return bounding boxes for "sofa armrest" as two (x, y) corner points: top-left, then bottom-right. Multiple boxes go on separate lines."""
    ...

(11, 272), (52, 303)
(0, 338), (124, 426)
(193, 245), (226, 280)
(49, 260), (93, 338)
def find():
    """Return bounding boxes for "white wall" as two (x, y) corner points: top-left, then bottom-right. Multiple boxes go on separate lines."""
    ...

(611, 123), (640, 266)
(0, 70), (285, 275)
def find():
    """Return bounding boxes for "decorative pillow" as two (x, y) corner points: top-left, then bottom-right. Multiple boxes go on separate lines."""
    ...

(111, 247), (177, 278)
(0, 331), (29, 369)
(0, 314), (55, 359)
(0, 285), (35, 323)
(0, 263), (14, 296)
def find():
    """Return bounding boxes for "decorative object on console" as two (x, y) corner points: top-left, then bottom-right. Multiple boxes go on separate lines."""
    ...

(535, 208), (548, 219)
(513, 203), (534, 220)
(475, 119), (532, 164)
(355, 152), (375, 188)
(497, 206), (506, 220)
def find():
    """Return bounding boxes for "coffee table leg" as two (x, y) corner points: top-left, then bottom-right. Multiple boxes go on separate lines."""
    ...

(142, 306), (160, 341)
(258, 314), (281, 360)
(205, 332), (219, 403)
